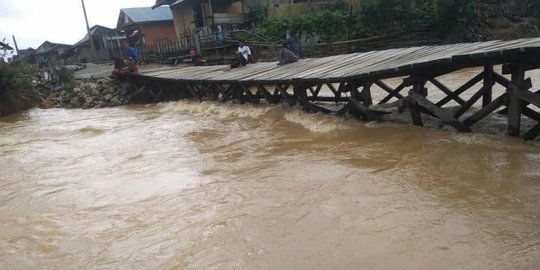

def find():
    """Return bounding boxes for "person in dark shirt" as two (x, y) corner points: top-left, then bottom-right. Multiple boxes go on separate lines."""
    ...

(277, 30), (303, 66)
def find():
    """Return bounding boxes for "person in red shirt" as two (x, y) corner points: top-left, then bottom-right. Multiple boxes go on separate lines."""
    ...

(190, 48), (199, 65)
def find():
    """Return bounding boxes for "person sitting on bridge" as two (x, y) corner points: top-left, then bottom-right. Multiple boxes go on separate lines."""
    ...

(230, 41), (256, 69)
(190, 47), (200, 65)
(112, 52), (126, 76)
(277, 30), (303, 66)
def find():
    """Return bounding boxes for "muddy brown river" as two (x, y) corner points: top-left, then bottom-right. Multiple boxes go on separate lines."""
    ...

(1, 67), (539, 269)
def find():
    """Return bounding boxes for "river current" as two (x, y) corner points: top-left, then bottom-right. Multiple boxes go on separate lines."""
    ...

(1, 68), (539, 269)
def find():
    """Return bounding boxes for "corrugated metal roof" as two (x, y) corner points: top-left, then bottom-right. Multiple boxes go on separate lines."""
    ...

(152, 0), (175, 8)
(171, 0), (188, 6)
(121, 7), (172, 24)
(73, 25), (114, 47)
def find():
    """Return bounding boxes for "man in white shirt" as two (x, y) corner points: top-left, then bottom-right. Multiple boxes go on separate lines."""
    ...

(233, 41), (255, 68)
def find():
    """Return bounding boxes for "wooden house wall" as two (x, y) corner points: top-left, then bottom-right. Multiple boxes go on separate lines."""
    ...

(172, 5), (196, 37)
(142, 22), (177, 53)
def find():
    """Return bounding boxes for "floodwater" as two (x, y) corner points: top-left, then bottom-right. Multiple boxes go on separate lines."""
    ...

(1, 67), (539, 269)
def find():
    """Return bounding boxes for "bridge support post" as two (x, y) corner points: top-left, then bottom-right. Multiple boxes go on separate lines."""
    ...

(361, 82), (373, 106)
(507, 66), (525, 136)
(483, 65), (494, 107)
(406, 77), (428, 126)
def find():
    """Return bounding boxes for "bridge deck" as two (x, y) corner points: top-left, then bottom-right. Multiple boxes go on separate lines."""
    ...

(141, 38), (540, 83)
(125, 38), (540, 140)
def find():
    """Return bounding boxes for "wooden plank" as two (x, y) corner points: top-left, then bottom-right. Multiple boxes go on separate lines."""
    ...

(522, 106), (540, 121)
(453, 86), (486, 119)
(258, 84), (275, 104)
(277, 84), (295, 106)
(522, 123), (540, 141)
(296, 97), (334, 114)
(507, 85), (540, 108)
(429, 78), (466, 105)
(435, 72), (484, 107)
(409, 91), (472, 132)
(307, 96), (350, 102)
(463, 93), (508, 127)
(379, 80), (407, 104)
(241, 85), (259, 104)
(348, 97), (382, 122)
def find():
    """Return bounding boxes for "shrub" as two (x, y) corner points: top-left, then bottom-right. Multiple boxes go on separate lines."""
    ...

(0, 62), (35, 94)
(0, 62), (39, 116)
(55, 66), (74, 85)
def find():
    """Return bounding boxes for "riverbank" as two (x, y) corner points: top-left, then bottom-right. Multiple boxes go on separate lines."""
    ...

(40, 63), (176, 109)
(40, 77), (131, 109)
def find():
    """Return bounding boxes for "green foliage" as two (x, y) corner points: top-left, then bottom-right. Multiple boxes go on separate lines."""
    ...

(0, 62), (39, 116)
(246, 6), (267, 26)
(55, 66), (74, 85)
(253, 0), (475, 42)
(358, 0), (473, 33)
(434, 0), (474, 30)
(527, 0), (540, 28)
(255, 10), (349, 42)
(527, 0), (540, 17)
(0, 62), (35, 95)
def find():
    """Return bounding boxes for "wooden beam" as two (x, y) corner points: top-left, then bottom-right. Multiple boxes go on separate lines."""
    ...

(326, 83), (338, 97)
(409, 91), (472, 132)
(361, 82), (373, 106)
(436, 72), (484, 107)
(493, 72), (533, 90)
(374, 80), (404, 101)
(463, 93), (508, 127)
(429, 78), (466, 105)
(348, 97), (382, 122)
(507, 67), (525, 136)
(522, 123), (540, 141)
(307, 96), (350, 102)
(408, 101), (424, 127)
(297, 97), (334, 114)
(482, 65), (494, 107)
(507, 85), (540, 108)
(453, 86), (486, 119)
(379, 80), (407, 104)
(258, 84), (275, 104)
(220, 84), (234, 102)
(313, 84), (322, 97)
(241, 85), (259, 104)
(502, 61), (540, 74)
(334, 103), (350, 117)
(522, 106), (540, 121)
(277, 84), (295, 106)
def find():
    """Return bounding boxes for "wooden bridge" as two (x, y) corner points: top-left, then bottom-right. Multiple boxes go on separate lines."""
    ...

(122, 37), (540, 140)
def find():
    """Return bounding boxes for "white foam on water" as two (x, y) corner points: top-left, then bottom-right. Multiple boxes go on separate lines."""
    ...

(283, 108), (350, 133)
(157, 100), (276, 119)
